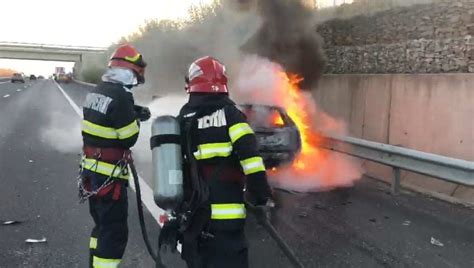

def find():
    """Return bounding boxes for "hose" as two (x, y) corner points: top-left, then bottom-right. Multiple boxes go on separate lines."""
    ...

(245, 201), (304, 268)
(129, 161), (166, 268)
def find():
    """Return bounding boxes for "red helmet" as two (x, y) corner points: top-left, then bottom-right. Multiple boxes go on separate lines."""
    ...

(185, 56), (228, 94)
(109, 44), (147, 84)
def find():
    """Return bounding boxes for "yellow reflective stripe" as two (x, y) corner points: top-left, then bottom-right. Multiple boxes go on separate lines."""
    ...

(229, 123), (254, 144)
(193, 142), (233, 160)
(116, 120), (139, 140)
(240, 156), (266, 175)
(82, 120), (118, 139)
(82, 120), (139, 140)
(93, 256), (121, 268)
(82, 158), (129, 180)
(89, 237), (97, 249)
(211, 203), (246, 220)
(124, 53), (140, 62)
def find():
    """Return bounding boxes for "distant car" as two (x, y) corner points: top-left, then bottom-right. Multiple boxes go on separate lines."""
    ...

(29, 74), (37, 80)
(56, 73), (72, 83)
(238, 104), (301, 169)
(11, 73), (25, 83)
(38, 75), (44, 79)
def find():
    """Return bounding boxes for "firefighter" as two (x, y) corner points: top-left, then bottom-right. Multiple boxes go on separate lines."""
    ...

(174, 56), (274, 267)
(79, 44), (150, 268)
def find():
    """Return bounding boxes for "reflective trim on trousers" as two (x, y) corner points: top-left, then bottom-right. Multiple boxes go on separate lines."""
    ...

(89, 237), (97, 249)
(92, 256), (121, 268)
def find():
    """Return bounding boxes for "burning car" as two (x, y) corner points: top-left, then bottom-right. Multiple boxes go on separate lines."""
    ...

(238, 104), (301, 169)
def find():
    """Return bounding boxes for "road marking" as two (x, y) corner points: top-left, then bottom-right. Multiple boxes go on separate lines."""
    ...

(54, 81), (83, 118)
(3, 94), (10, 98)
(17, 89), (21, 92)
(53, 81), (165, 226)
(0, 81), (9, 85)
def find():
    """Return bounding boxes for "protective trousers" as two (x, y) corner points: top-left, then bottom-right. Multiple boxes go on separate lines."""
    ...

(184, 229), (249, 268)
(88, 182), (128, 268)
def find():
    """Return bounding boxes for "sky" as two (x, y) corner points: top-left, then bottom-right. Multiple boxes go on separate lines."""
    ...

(0, 0), (344, 75)
(0, 0), (215, 75)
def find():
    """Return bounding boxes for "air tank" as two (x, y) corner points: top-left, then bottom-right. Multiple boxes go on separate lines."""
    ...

(150, 115), (183, 211)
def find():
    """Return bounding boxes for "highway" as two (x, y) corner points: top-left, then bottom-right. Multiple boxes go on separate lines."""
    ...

(0, 79), (473, 267)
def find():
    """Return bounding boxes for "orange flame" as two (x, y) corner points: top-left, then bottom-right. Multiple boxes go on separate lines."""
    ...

(270, 110), (285, 126)
(274, 72), (325, 173)
(235, 56), (362, 190)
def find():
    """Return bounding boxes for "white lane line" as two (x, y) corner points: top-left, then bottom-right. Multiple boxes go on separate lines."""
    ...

(0, 81), (9, 85)
(17, 89), (22, 92)
(54, 81), (83, 118)
(3, 94), (10, 98)
(53, 81), (165, 226)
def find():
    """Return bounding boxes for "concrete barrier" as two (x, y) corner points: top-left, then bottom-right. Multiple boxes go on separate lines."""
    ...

(313, 73), (474, 202)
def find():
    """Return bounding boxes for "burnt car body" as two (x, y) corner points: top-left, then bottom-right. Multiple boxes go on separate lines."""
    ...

(238, 104), (301, 169)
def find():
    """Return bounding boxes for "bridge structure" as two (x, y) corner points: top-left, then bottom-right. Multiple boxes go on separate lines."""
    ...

(0, 42), (107, 62)
(0, 42), (108, 77)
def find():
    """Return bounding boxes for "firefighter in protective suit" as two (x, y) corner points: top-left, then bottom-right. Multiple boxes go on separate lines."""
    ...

(79, 44), (151, 268)
(161, 56), (274, 268)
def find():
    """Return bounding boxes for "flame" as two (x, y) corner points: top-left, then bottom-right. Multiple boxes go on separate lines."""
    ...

(235, 55), (363, 191)
(274, 72), (325, 174)
(270, 110), (285, 126)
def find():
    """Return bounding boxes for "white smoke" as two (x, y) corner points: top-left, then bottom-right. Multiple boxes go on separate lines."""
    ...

(40, 110), (82, 153)
(148, 94), (188, 117)
(132, 94), (188, 165)
(270, 152), (363, 192)
(234, 55), (363, 192)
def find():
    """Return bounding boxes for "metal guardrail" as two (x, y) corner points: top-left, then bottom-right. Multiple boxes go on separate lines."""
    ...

(320, 134), (474, 194)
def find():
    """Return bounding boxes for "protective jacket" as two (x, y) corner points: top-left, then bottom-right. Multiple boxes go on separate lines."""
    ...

(81, 81), (140, 180)
(178, 94), (272, 231)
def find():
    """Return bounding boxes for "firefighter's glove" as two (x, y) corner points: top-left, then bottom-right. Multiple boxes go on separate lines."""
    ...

(254, 199), (275, 225)
(134, 105), (151, 122)
(158, 219), (180, 253)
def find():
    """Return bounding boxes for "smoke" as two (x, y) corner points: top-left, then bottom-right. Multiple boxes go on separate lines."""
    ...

(40, 110), (82, 154)
(126, 2), (261, 95)
(234, 56), (363, 192)
(131, 94), (188, 165)
(147, 95), (188, 117)
(240, 0), (326, 89)
(118, 0), (325, 96)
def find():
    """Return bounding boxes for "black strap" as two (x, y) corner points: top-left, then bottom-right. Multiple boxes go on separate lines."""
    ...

(150, 134), (181, 150)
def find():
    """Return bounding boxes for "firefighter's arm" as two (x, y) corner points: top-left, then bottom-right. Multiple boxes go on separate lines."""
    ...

(226, 106), (272, 204)
(110, 92), (140, 148)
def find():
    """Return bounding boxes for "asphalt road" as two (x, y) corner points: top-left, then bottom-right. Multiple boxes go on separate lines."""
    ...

(0, 80), (473, 268)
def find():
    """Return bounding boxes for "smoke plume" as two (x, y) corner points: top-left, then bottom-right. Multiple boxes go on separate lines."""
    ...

(114, 0), (325, 95)
(240, 0), (326, 89)
(40, 110), (82, 154)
